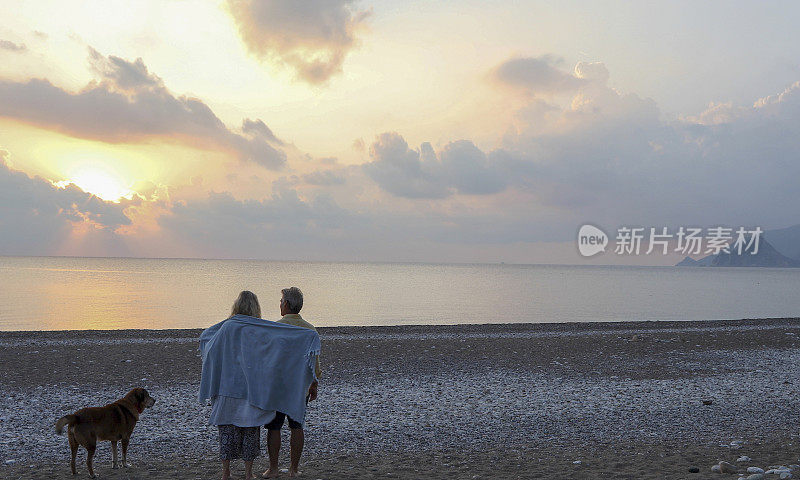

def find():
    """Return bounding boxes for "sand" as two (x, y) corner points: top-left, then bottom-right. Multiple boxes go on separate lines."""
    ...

(2, 318), (800, 479)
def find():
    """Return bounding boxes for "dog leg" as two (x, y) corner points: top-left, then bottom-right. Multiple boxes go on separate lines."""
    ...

(121, 438), (130, 468)
(111, 441), (118, 469)
(86, 441), (97, 479)
(68, 430), (78, 475)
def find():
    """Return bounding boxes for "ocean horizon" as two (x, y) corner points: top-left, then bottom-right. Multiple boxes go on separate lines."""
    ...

(2, 255), (800, 331)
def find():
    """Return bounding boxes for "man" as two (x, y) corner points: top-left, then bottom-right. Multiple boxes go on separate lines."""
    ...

(263, 287), (321, 479)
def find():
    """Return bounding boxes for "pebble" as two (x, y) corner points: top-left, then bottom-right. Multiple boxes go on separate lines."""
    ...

(688, 466), (700, 473)
(781, 473), (793, 480)
(4, 460), (15, 465)
(738, 456), (752, 462)
(745, 474), (764, 480)
(711, 464), (722, 473)
(768, 467), (793, 474)
(747, 467), (765, 474)
(719, 461), (737, 474)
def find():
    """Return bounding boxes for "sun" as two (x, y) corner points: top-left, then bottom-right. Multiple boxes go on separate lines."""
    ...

(59, 167), (133, 202)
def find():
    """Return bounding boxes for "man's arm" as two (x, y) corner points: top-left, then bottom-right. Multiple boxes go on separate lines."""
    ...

(307, 354), (320, 402)
(308, 380), (318, 402)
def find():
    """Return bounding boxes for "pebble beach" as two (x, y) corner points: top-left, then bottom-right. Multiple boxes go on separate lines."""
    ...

(2, 318), (800, 479)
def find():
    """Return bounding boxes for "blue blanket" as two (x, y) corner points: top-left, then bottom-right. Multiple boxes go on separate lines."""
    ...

(198, 315), (321, 425)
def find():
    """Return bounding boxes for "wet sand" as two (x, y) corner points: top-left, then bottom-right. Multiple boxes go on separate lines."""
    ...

(2, 318), (800, 479)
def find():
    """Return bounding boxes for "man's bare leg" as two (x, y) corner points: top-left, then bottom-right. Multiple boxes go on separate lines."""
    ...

(221, 459), (231, 480)
(288, 428), (304, 477)
(244, 460), (254, 480)
(262, 430), (281, 478)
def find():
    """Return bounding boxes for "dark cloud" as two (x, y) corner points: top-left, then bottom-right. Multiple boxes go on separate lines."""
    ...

(0, 49), (287, 169)
(0, 154), (131, 255)
(362, 132), (507, 198)
(226, 0), (370, 84)
(0, 40), (26, 52)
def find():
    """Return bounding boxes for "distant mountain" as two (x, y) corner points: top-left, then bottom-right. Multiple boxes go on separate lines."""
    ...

(711, 237), (800, 267)
(675, 255), (714, 266)
(765, 224), (800, 261)
(675, 224), (800, 267)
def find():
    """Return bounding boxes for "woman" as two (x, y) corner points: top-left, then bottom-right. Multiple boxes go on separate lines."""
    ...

(208, 291), (271, 480)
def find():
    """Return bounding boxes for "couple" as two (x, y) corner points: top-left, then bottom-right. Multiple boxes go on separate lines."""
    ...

(199, 287), (321, 479)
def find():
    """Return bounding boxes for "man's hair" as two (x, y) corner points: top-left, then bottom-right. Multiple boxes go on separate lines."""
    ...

(281, 287), (303, 314)
(231, 290), (261, 318)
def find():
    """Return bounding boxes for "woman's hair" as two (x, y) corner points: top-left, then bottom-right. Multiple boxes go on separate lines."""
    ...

(230, 290), (261, 318)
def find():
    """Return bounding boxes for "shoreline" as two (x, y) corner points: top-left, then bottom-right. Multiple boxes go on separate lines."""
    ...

(2, 315), (799, 336)
(3, 318), (800, 478)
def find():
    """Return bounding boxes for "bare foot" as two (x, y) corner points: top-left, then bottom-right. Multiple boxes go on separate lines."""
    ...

(261, 468), (280, 478)
(287, 468), (302, 477)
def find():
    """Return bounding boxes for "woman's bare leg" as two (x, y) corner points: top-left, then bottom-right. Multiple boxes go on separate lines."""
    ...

(221, 460), (231, 480)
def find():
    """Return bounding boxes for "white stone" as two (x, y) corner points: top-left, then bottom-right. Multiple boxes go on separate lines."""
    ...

(711, 464), (722, 473)
(747, 467), (764, 474)
(738, 456), (752, 462)
(780, 473), (793, 480)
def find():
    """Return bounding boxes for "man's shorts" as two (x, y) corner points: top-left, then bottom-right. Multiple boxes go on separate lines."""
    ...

(265, 411), (302, 430)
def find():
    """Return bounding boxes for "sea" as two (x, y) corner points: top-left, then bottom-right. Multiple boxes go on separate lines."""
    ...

(1, 256), (800, 331)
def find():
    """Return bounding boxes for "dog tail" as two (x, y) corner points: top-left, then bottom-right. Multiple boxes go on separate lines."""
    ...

(55, 414), (78, 435)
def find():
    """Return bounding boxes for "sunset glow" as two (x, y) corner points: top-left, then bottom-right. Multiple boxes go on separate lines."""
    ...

(56, 166), (132, 202)
(0, 1), (799, 263)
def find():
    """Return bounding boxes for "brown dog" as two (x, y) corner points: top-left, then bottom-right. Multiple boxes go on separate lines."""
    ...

(55, 388), (155, 478)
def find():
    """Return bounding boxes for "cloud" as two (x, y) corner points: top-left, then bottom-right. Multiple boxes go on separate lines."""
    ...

(0, 40), (26, 52)
(360, 58), (800, 235)
(495, 64), (800, 229)
(4, 50), (800, 263)
(158, 187), (358, 256)
(573, 61), (609, 83)
(492, 55), (586, 94)
(302, 170), (346, 186)
(226, 0), (370, 84)
(88, 48), (162, 91)
(362, 133), (447, 198)
(0, 48), (287, 169)
(0, 152), (131, 254)
(362, 132), (508, 199)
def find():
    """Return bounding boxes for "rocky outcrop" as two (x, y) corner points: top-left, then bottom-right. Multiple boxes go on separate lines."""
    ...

(711, 238), (800, 267)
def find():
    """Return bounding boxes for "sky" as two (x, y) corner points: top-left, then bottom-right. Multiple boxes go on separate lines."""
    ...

(1, 0), (799, 264)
